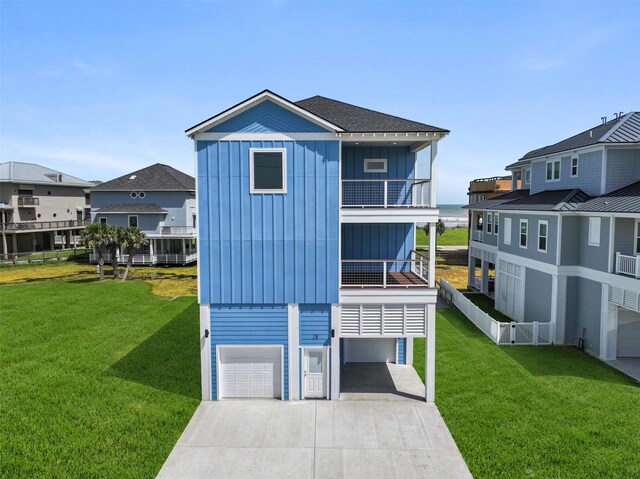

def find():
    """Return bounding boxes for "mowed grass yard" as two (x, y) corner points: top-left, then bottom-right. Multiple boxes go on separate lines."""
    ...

(415, 308), (640, 479)
(0, 280), (200, 478)
(416, 226), (468, 246)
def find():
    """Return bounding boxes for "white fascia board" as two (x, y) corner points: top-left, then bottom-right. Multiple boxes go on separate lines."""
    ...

(527, 144), (604, 164)
(339, 132), (446, 142)
(340, 208), (439, 224)
(340, 288), (438, 304)
(469, 240), (498, 254)
(194, 132), (339, 141)
(185, 91), (343, 137)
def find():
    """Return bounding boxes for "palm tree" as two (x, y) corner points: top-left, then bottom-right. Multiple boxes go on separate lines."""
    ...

(80, 223), (111, 281)
(121, 227), (149, 282)
(107, 226), (126, 279)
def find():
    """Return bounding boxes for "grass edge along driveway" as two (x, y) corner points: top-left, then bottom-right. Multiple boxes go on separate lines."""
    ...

(415, 308), (640, 479)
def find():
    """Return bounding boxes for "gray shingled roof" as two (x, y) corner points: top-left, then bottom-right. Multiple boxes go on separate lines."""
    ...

(492, 189), (590, 211)
(577, 181), (640, 213)
(464, 189), (531, 210)
(506, 112), (640, 170)
(91, 163), (195, 191)
(0, 161), (94, 187)
(295, 96), (449, 133)
(95, 204), (168, 214)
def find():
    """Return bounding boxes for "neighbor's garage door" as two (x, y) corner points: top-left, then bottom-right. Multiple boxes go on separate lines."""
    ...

(617, 309), (640, 358)
(218, 346), (282, 399)
(344, 338), (397, 363)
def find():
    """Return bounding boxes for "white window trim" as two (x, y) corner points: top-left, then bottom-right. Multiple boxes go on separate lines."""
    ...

(537, 220), (548, 253)
(364, 158), (388, 173)
(99, 217), (107, 225)
(503, 217), (512, 245)
(588, 217), (601, 246)
(128, 215), (138, 228)
(494, 213), (499, 235)
(250, 148), (287, 194)
(519, 219), (528, 249)
(570, 157), (579, 177)
(634, 219), (640, 255)
(524, 167), (531, 184)
(546, 160), (561, 182)
(130, 191), (137, 198)
(486, 212), (493, 234)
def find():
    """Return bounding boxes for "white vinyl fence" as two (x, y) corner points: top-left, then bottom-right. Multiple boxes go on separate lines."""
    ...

(439, 279), (552, 346)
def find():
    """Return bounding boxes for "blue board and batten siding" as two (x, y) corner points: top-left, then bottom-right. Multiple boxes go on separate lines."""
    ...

(299, 304), (331, 346)
(342, 146), (416, 179)
(210, 305), (289, 400)
(397, 338), (406, 364)
(342, 223), (414, 260)
(198, 139), (339, 304)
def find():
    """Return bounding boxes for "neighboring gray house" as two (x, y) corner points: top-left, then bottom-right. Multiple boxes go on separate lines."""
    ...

(89, 163), (197, 265)
(0, 162), (93, 257)
(466, 112), (640, 363)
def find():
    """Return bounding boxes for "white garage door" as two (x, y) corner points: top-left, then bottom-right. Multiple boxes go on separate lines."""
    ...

(344, 338), (397, 363)
(617, 309), (640, 358)
(496, 260), (523, 321)
(218, 346), (282, 399)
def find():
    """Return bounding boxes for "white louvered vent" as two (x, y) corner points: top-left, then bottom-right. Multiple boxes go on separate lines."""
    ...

(610, 287), (640, 313)
(405, 305), (426, 335)
(383, 305), (404, 335)
(340, 305), (360, 335)
(361, 305), (382, 334)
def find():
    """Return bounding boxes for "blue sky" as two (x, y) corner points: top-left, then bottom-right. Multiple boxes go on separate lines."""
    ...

(2, 1), (639, 204)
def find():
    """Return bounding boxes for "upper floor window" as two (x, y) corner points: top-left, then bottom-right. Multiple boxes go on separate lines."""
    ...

(571, 157), (579, 177)
(503, 217), (512, 245)
(588, 217), (601, 246)
(546, 160), (560, 181)
(635, 219), (640, 254)
(519, 219), (528, 248)
(494, 213), (499, 235)
(250, 148), (287, 194)
(18, 189), (33, 195)
(486, 213), (493, 234)
(99, 217), (107, 225)
(128, 215), (138, 228)
(364, 158), (387, 173)
(538, 220), (548, 252)
(524, 168), (531, 184)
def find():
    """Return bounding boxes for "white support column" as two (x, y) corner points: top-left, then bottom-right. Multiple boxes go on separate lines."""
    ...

(406, 337), (414, 366)
(330, 304), (340, 400)
(599, 284), (618, 361)
(288, 304), (300, 400)
(468, 254), (475, 289)
(150, 239), (155, 256)
(481, 259), (489, 294)
(429, 140), (438, 208)
(182, 238), (186, 256)
(551, 275), (567, 344)
(429, 222), (436, 287)
(425, 303), (436, 403)
(199, 304), (212, 400)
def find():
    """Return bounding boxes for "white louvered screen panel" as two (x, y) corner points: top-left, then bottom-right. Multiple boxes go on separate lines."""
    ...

(383, 305), (404, 335)
(405, 305), (426, 335)
(611, 287), (624, 306)
(340, 305), (360, 335)
(623, 290), (639, 311)
(361, 305), (383, 334)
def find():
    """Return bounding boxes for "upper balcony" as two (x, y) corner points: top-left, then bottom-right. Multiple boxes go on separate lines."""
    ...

(17, 196), (39, 207)
(0, 219), (90, 232)
(616, 253), (640, 279)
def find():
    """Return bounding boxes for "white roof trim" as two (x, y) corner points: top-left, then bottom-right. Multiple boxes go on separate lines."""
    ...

(185, 91), (344, 137)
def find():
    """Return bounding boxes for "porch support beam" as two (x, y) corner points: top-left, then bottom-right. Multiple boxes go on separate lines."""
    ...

(425, 303), (436, 403)
(288, 304), (299, 400)
(429, 140), (438, 208)
(199, 304), (211, 400)
(330, 304), (340, 400)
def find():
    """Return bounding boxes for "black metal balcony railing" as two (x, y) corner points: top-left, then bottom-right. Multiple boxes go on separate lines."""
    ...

(17, 196), (40, 207)
(341, 179), (432, 208)
(341, 250), (430, 288)
(0, 219), (90, 232)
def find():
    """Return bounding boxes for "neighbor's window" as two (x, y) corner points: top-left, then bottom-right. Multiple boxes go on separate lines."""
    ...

(636, 219), (640, 254)
(99, 217), (107, 225)
(524, 168), (531, 184)
(546, 160), (560, 181)
(588, 217), (601, 246)
(520, 219), (528, 248)
(128, 215), (138, 228)
(538, 220), (548, 252)
(364, 158), (388, 173)
(494, 213), (499, 235)
(486, 213), (493, 233)
(571, 157), (579, 177)
(250, 148), (287, 193)
(504, 217), (512, 245)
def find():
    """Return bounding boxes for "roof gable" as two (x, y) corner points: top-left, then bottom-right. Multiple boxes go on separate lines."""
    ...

(206, 99), (330, 133)
(91, 164), (195, 191)
(0, 161), (94, 187)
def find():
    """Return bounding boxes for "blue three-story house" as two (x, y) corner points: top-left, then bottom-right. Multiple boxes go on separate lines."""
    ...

(187, 90), (448, 401)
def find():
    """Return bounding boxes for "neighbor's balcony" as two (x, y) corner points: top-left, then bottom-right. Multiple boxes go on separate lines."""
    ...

(89, 252), (197, 265)
(160, 226), (196, 236)
(17, 196), (39, 207)
(340, 179), (437, 223)
(471, 229), (483, 243)
(616, 252), (640, 279)
(0, 219), (90, 232)
(341, 250), (430, 289)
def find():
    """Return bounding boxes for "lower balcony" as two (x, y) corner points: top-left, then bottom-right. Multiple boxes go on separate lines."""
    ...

(90, 252), (197, 265)
(341, 250), (430, 288)
(616, 252), (640, 279)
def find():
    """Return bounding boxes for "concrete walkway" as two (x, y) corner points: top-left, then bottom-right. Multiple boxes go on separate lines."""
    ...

(157, 400), (471, 478)
(606, 358), (640, 382)
(340, 363), (425, 401)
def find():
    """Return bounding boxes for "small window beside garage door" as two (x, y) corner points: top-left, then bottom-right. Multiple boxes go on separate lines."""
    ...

(217, 346), (283, 399)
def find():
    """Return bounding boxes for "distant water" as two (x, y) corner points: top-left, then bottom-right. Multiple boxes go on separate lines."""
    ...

(437, 204), (468, 227)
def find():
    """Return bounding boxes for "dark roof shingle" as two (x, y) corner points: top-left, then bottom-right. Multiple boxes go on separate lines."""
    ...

(95, 204), (168, 214)
(464, 189), (531, 210)
(295, 96), (449, 133)
(492, 189), (590, 211)
(91, 164), (195, 191)
(577, 181), (640, 213)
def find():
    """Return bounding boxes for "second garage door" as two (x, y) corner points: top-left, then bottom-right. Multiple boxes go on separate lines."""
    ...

(343, 338), (397, 363)
(218, 346), (282, 399)
(617, 309), (640, 358)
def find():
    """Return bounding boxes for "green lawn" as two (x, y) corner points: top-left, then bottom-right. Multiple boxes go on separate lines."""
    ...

(416, 226), (468, 246)
(0, 281), (200, 478)
(463, 292), (512, 322)
(415, 308), (640, 479)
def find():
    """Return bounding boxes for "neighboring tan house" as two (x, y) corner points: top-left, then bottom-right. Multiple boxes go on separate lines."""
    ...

(89, 163), (197, 265)
(468, 175), (514, 205)
(187, 89), (447, 402)
(466, 112), (640, 363)
(0, 162), (93, 258)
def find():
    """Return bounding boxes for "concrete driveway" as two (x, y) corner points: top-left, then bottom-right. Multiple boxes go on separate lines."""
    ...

(157, 400), (471, 478)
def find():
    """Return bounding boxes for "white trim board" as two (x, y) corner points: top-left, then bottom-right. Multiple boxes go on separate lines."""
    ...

(194, 132), (339, 141)
(339, 289), (438, 304)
